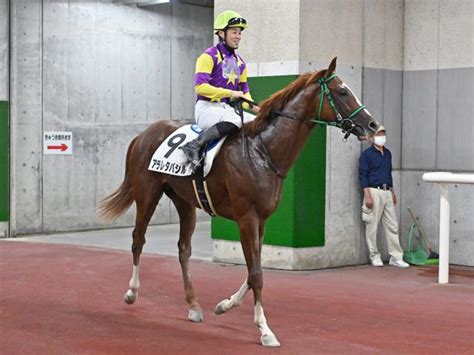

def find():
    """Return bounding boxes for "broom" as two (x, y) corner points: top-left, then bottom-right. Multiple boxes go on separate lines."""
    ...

(407, 206), (439, 260)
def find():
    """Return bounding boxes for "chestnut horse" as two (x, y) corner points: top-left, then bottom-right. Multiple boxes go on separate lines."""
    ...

(99, 58), (379, 347)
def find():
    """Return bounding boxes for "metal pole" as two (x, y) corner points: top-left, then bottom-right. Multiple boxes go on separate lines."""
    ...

(423, 172), (474, 284)
(438, 184), (450, 284)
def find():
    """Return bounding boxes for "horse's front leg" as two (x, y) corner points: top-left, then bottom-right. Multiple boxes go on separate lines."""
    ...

(214, 223), (264, 314)
(239, 214), (280, 347)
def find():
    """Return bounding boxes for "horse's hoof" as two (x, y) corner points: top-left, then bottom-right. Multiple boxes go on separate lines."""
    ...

(124, 290), (137, 305)
(188, 308), (204, 322)
(261, 333), (280, 347)
(214, 300), (228, 315)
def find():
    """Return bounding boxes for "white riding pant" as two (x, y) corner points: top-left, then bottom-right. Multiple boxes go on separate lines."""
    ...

(195, 100), (256, 130)
(362, 188), (404, 261)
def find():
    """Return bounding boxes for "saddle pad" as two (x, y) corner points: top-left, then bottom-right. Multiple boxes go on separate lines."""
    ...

(148, 124), (227, 177)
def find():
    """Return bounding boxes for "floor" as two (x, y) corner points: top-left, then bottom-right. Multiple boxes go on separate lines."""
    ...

(1, 231), (473, 354)
(10, 221), (213, 261)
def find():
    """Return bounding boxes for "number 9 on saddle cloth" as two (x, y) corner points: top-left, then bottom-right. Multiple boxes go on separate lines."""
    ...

(148, 100), (256, 178)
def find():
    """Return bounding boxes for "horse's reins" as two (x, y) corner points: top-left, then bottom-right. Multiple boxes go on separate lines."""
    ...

(230, 99), (286, 178)
(231, 74), (367, 179)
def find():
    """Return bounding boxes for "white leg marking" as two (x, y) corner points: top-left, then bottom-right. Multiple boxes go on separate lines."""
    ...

(255, 301), (280, 347)
(129, 265), (140, 290)
(215, 280), (250, 314)
(124, 265), (140, 305)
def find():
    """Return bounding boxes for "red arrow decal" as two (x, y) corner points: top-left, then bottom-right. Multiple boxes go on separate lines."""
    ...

(47, 144), (68, 151)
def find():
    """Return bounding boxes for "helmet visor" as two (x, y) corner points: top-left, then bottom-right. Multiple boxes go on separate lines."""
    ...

(227, 17), (247, 27)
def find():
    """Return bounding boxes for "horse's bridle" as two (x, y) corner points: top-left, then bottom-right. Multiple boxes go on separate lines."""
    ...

(315, 74), (366, 140)
(240, 74), (367, 141)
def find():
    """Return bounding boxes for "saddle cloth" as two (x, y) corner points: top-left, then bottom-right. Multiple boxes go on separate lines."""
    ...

(148, 124), (227, 177)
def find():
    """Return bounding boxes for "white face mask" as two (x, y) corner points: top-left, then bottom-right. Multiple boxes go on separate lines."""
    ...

(374, 136), (386, 147)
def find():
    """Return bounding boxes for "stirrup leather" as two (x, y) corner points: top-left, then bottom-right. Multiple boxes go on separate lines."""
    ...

(180, 140), (202, 166)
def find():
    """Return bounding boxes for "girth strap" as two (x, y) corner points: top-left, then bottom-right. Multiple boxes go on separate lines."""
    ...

(192, 163), (218, 216)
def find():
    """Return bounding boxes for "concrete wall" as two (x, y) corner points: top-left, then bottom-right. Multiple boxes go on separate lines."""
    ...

(215, 0), (473, 267)
(0, 0), (8, 238)
(216, 0), (301, 77)
(358, 0), (474, 266)
(360, 0), (404, 262)
(0, 0), (7, 100)
(300, 0), (368, 267)
(9, 1), (213, 235)
(399, 0), (474, 266)
(7, 0), (473, 265)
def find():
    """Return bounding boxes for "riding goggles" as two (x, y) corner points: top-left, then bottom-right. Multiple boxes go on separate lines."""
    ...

(227, 17), (247, 27)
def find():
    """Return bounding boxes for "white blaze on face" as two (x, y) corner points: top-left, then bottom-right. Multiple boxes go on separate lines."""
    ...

(341, 82), (372, 116)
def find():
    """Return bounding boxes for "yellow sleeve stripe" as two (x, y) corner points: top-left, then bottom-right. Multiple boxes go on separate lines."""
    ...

(195, 53), (214, 74)
(195, 83), (232, 101)
(240, 66), (248, 83)
(242, 92), (254, 110)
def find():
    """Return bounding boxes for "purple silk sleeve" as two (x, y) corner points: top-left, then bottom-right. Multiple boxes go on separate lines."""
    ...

(240, 82), (250, 93)
(195, 72), (211, 86)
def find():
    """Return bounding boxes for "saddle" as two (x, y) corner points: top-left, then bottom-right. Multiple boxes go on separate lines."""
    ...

(148, 124), (225, 216)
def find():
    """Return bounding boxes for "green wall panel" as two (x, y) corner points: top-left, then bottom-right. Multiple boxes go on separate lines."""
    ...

(294, 125), (326, 247)
(211, 76), (326, 248)
(0, 101), (8, 221)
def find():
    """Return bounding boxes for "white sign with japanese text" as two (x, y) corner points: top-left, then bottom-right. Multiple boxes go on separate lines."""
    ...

(43, 131), (73, 155)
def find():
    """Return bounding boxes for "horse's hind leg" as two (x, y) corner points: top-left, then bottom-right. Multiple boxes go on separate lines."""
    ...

(167, 190), (203, 322)
(124, 180), (163, 305)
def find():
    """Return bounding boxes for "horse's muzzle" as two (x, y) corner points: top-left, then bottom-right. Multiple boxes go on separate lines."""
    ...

(368, 120), (378, 133)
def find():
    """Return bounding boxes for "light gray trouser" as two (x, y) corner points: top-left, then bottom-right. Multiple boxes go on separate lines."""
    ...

(195, 100), (256, 130)
(362, 188), (404, 261)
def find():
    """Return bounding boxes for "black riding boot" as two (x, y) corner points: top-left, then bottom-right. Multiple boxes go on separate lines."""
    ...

(180, 122), (239, 167)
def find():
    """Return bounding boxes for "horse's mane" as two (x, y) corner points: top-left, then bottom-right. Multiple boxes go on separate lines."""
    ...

(244, 70), (327, 136)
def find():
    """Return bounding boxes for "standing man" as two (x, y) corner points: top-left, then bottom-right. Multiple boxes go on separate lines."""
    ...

(180, 10), (259, 168)
(359, 125), (409, 268)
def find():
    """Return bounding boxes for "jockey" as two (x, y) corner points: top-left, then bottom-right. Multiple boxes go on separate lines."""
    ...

(180, 10), (259, 168)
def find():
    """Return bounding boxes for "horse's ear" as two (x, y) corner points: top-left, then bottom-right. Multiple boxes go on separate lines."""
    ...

(308, 69), (327, 84)
(326, 57), (337, 76)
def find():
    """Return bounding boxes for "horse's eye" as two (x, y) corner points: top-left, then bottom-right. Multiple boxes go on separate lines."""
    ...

(340, 89), (348, 96)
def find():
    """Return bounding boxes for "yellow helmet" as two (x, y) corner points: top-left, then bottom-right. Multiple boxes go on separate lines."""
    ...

(214, 10), (247, 33)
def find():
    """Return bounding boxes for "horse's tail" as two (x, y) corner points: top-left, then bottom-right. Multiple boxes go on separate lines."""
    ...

(98, 137), (137, 222)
